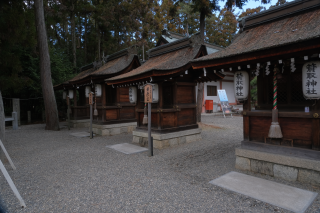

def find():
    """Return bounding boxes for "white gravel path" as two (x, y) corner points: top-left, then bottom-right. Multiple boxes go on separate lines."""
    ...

(0, 116), (319, 213)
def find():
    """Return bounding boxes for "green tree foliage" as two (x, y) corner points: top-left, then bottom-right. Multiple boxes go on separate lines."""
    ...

(0, 0), (277, 121)
(206, 6), (238, 47)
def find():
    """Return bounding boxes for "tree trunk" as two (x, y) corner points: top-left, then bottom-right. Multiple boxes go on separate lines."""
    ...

(196, 10), (206, 122)
(0, 91), (5, 161)
(34, 0), (60, 131)
(84, 14), (87, 64)
(97, 29), (100, 61)
(71, 4), (76, 69)
(200, 10), (205, 43)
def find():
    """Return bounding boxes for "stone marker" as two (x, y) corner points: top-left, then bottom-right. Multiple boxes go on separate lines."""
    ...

(12, 99), (20, 125)
(106, 143), (148, 155)
(70, 132), (95, 138)
(209, 171), (317, 213)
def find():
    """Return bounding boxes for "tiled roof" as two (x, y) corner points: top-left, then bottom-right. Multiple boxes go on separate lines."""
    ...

(193, 8), (320, 62)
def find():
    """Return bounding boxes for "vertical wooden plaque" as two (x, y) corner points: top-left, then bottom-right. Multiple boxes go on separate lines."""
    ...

(144, 85), (153, 103)
(89, 93), (93, 105)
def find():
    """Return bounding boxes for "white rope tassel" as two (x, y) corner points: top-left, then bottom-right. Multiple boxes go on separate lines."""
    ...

(255, 63), (260, 76)
(265, 65), (270, 75)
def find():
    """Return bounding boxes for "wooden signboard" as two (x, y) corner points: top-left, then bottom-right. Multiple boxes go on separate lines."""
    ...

(89, 93), (93, 105)
(144, 85), (153, 103)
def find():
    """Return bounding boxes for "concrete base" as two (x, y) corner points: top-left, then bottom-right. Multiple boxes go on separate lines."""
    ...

(235, 141), (320, 186)
(92, 122), (136, 136)
(70, 119), (90, 128)
(210, 172), (317, 213)
(132, 128), (202, 149)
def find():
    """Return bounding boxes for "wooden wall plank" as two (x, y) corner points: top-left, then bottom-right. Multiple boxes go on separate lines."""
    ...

(106, 109), (118, 120)
(120, 107), (135, 119)
(177, 86), (194, 104)
(178, 109), (195, 126)
(312, 119), (320, 150)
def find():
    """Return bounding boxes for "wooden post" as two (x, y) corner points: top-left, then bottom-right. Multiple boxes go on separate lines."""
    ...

(243, 70), (251, 141)
(0, 91), (5, 161)
(73, 89), (77, 120)
(101, 84), (106, 122)
(157, 82), (163, 130)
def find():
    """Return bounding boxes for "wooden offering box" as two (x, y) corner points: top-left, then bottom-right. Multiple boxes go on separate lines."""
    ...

(192, 0), (320, 185)
(106, 33), (225, 149)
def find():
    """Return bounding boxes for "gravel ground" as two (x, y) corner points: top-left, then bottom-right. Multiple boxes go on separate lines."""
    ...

(0, 116), (319, 213)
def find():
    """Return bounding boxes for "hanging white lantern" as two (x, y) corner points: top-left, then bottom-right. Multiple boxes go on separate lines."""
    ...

(63, 91), (66, 99)
(85, 86), (91, 98)
(95, 84), (102, 97)
(234, 71), (249, 101)
(302, 61), (320, 99)
(129, 87), (137, 103)
(152, 84), (159, 103)
(68, 90), (74, 99)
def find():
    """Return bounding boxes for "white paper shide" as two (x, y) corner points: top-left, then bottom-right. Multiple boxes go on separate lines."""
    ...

(234, 71), (249, 101)
(302, 61), (320, 99)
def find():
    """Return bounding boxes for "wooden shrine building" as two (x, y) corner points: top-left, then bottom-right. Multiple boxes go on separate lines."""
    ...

(105, 33), (225, 149)
(192, 0), (320, 185)
(54, 46), (141, 135)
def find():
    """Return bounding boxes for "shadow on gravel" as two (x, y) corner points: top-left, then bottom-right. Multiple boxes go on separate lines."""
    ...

(0, 196), (7, 213)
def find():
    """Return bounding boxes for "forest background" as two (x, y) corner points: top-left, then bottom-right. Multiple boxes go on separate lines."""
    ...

(0, 0), (285, 122)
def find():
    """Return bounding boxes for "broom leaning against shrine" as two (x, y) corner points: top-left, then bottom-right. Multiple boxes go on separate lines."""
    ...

(191, 0), (320, 185)
(54, 46), (141, 135)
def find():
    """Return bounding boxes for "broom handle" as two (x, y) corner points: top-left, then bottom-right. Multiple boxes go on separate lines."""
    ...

(273, 66), (277, 110)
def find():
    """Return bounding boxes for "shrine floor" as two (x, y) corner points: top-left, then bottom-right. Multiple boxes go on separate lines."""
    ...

(0, 116), (319, 213)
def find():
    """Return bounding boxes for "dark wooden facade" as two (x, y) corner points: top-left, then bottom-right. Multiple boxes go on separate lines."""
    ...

(106, 33), (225, 133)
(192, 1), (320, 151)
(54, 46), (140, 125)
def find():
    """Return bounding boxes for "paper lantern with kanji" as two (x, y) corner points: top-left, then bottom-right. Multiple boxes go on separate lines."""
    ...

(234, 71), (249, 101)
(68, 90), (74, 99)
(302, 61), (320, 99)
(129, 87), (137, 103)
(95, 84), (102, 97)
(85, 86), (91, 98)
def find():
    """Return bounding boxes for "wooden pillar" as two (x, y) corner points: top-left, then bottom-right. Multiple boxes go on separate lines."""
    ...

(73, 89), (77, 120)
(101, 84), (106, 122)
(157, 82), (163, 130)
(311, 101), (320, 150)
(243, 71), (251, 141)
(173, 82), (178, 127)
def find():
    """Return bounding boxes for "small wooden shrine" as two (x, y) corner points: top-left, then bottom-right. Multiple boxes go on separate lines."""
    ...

(105, 33), (225, 148)
(54, 46), (141, 135)
(192, 0), (320, 185)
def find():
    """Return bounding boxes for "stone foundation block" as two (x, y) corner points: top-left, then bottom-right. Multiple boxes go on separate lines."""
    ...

(186, 134), (202, 143)
(298, 169), (320, 186)
(235, 156), (251, 171)
(128, 126), (135, 133)
(251, 159), (274, 176)
(101, 129), (110, 136)
(179, 136), (186, 145)
(120, 127), (128, 133)
(109, 128), (121, 135)
(168, 138), (179, 147)
(274, 164), (298, 182)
